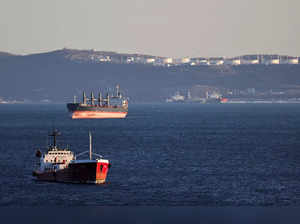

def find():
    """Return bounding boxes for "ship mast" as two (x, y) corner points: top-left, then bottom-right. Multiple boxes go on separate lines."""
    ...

(116, 84), (121, 98)
(91, 92), (95, 105)
(106, 93), (110, 106)
(49, 129), (60, 149)
(83, 92), (87, 104)
(98, 92), (102, 106)
(89, 131), (92, 160)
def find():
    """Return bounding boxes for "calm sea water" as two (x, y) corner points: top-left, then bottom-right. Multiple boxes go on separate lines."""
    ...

(0, 103), (300, 206)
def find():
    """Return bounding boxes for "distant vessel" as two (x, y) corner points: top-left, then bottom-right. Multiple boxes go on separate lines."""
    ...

(166, 90), (228, 104)
(166, 91), (185, 103)
(33, 130), (110, 184)
(67, 85), (128, 119)
(203, 91), (228, 104)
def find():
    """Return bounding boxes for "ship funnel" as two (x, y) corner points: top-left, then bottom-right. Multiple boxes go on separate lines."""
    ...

(49, 129), (61, 149)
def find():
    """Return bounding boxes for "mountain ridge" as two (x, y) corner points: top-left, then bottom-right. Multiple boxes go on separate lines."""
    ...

(0, 49), (300, 103)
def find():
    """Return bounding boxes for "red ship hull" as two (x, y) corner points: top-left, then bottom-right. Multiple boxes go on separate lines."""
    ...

(71, 111), (127, 119)
(220, 98), (228, 103)
(33, 161), (109, 184)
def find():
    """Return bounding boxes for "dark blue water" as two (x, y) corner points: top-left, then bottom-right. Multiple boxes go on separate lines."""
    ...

(0, 103), (300, 206)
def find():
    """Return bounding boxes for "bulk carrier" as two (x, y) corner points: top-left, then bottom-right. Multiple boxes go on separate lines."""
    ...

(67, 85), (128, 119)
(33, 129), (110, 184)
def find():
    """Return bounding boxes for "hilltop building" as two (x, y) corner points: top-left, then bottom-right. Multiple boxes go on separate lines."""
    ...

(98, 55), (111, 62)
(262, 57), (280, 65)
(208, 57), (224, 65)
(146, 58), (156, 64)
(126, 57), (135, 63)
(181, 57), (191, 64)
(163, 58), (173, 65)
(191, 58), (209, 65)
(224, 58), (241, 65)
(279, 56), (299, 64)
(240, 55), (260, 64)
(242, 59), (259, 64)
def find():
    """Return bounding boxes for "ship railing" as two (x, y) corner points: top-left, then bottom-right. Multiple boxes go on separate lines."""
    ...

(75, 150), (103, 159)
(78, 104), (122, 108)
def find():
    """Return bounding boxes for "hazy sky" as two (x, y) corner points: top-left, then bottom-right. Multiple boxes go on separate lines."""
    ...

(0, 0), (299, 57)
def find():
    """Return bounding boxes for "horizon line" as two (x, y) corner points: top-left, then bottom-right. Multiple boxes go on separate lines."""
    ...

(1, 48), (299, 59)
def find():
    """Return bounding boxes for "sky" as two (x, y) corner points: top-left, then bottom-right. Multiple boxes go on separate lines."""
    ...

(0, 0), (299, 58)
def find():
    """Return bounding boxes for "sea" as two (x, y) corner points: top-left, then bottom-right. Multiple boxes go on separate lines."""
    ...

(0, 103), (300, 206)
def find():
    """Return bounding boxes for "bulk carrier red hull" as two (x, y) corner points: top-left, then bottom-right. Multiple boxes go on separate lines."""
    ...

(67, 85), (128, 119)
(67, 103), (128, 119)
(72, 111), (127, 119)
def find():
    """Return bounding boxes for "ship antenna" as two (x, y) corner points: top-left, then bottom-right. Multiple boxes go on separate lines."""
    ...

(89, 131), (92, 160)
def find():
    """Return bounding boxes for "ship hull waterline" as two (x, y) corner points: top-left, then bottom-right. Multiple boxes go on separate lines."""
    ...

(33, 161), (109, 184)
(70, 111), (127, 119)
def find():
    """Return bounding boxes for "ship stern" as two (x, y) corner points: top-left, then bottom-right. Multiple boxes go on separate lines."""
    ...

(67, 159), (110, 184)
(95, 159), (110, 184)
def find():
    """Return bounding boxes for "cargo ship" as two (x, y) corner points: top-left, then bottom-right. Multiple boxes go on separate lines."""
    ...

(32, 129), (110, 184)
(166, 90), (228, 104)
(204, 96), (228, 104)
(204, 91), (228, 104)
(67, 85), (128, 119)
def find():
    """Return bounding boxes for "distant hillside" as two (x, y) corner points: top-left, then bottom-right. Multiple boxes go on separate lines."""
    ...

(0, 49), (300, 103)
(35, 48), (161, 64)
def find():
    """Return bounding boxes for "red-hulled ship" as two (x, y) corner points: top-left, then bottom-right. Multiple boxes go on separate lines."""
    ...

(67, 85), (128, 119)
(204, 91), (228, 104)
(33, 130), (110, 184)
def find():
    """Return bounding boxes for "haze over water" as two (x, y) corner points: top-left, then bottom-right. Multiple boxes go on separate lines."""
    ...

(0, 103), (299, 206)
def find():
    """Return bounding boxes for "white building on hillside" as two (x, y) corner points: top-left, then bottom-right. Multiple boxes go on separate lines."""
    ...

(224, 58), (241, 65)
(280, 57), (299, 64)
(208, 58), (224, 65)
(241, 58), (259, 64)
(288, 58), (299, 64)
(198, 59), (209, 65)
(126, 57), (135, 63)
(181, 57), (191, 64)
(262, 58), (280, 65)
(98, 55), (111, 62)
(163, 58), (173, 64)
(146, 58), (156, 63)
